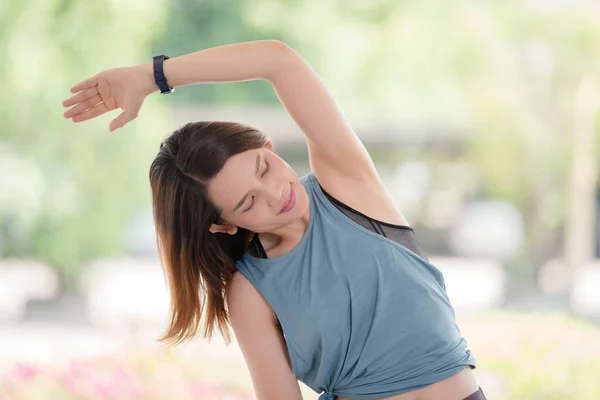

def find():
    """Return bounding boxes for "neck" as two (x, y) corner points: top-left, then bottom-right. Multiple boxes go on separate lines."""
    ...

(259, 205), (311, 254)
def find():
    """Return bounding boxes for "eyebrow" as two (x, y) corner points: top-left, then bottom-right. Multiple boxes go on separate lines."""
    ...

(232, 153), (261, 212)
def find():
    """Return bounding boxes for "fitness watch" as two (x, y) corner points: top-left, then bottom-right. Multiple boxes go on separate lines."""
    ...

(152, 54), (174, 94)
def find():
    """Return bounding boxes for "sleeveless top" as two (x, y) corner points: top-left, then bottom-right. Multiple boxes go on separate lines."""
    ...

(247, 184), (429, 263)
(235, 173), (476, 400)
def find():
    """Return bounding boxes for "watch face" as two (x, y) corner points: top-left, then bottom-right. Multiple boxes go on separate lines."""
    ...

(161, 87), (174, 95)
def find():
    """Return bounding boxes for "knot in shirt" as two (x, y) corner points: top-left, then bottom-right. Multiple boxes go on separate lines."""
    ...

(319, 391), (336, 400)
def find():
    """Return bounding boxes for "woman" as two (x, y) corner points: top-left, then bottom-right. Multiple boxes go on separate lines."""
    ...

(62, 40), (486, 400)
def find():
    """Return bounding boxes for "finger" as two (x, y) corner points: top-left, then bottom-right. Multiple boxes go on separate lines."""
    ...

(72, 102), (110, 123)
(70, 75), (98, 94)
(109, 112), (130, 132)
(62, 87), (98, 109)
(64, 94), (102, 119)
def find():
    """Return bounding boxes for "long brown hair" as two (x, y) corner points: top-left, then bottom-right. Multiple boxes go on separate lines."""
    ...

(149, 121), (270, 345)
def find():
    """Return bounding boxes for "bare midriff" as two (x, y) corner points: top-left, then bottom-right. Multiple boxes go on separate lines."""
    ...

(337, 367), (478, 400)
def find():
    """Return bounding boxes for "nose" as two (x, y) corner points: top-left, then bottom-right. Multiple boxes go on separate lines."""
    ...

(261, 179), (285, 208)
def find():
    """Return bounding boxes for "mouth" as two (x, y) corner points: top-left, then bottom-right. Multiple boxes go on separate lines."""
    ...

(278, 184), (296, 214)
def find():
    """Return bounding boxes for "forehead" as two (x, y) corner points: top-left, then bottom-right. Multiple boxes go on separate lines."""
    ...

(207, 148), (260, 208)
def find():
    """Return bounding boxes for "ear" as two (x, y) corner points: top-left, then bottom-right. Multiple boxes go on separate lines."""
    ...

(209, 223), (238, 235)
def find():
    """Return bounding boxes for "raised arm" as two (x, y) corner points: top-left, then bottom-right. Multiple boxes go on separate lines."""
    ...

(157, 40), (379, 186)
(62, 40), (381, 188)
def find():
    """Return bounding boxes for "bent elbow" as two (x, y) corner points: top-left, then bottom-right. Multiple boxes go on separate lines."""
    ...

(262, 40), (302, 82)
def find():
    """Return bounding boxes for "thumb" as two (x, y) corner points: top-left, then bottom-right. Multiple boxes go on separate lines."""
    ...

(109, 112), (129, 132)
(109, 97), (143, 132)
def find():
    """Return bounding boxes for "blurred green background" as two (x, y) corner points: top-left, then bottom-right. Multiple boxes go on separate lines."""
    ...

(2, 0), (600, 399)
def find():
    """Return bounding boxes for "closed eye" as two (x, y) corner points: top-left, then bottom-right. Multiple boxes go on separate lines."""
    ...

(244, 159), (268, 212)
(261, 159), (269, 177)
(243, 195), (255, 212)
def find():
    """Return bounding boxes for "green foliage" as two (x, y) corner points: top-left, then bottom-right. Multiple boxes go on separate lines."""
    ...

(151, 0), (600, 275)
(0, 0), (170, 282)
(2, 0), (600, 280)
(151, 0), (284, 105)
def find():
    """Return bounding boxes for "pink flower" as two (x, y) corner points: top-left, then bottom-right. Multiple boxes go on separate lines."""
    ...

(57, 367), (87, 398)
(93, 377), (120, 398)
(10, 363), (39, 382)
(112, 361), (135, 385)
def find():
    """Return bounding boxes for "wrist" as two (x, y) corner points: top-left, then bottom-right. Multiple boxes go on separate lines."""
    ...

(136, 62), (159, 96)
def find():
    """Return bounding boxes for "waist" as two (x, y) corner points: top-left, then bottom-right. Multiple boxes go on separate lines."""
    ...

(337, 367), (478, 400)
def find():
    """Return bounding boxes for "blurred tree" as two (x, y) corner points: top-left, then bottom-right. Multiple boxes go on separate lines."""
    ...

(151, 0), (285, 105)
(2, 0), (599, 285)
(156, 0), (600, 279)
(465, 2), (600, 278)
(0, 0), (170, 287)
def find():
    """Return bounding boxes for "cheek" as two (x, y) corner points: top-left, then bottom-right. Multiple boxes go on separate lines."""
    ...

(251, 207), (274, 225)
(228, 209), (269, 230)
(248, 206), (280, 230)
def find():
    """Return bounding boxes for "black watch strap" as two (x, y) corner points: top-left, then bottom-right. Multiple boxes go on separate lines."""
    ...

(152, 54), (174, 94)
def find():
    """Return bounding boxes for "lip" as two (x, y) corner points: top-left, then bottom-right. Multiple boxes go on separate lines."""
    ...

(278, 184), (296, 214)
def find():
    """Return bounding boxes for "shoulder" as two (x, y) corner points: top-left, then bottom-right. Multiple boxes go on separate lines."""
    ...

(299, 171), (317, 188)
(227, 271), (277, 327)
(226, 274), (303, 398)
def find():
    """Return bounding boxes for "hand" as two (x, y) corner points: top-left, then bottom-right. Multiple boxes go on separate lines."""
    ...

(62, 64), (156, 132)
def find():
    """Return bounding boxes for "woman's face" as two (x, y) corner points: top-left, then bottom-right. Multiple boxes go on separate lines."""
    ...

(207, 144), (309, 234)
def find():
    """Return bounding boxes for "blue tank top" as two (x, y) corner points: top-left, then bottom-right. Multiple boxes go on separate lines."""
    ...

(235, 173), (476, 400)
